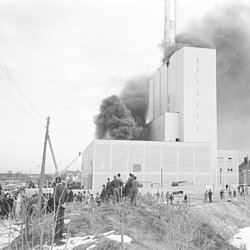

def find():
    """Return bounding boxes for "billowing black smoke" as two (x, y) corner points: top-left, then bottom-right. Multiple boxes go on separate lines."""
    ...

(94, 77), (149, 140)
(163, 1), (250, 153)
(95, 1), (250, 151)
(163, 3), (250, 122)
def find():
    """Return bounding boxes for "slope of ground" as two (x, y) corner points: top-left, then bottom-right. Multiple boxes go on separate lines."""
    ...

(6, 194), (250, 250)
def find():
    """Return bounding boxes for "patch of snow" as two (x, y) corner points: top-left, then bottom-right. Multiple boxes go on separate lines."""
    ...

(231, 227), (250, 250)
(64, 219), (70, 225)
(0, 220), (21, 249)
(53, 237), (97, 250)
(86, 244), (97, 249)
(106, 234), (132, 244)
(102, 230), (115, 236)
(41, 231), (132, 249)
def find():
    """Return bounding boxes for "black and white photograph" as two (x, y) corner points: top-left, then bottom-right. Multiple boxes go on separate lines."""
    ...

(0, 0), (250, 249)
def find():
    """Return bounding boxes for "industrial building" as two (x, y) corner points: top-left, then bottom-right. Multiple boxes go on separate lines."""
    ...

(81, 1), (238, 192)
(239, 157), (250, 186)
(81, 46), (238, 192)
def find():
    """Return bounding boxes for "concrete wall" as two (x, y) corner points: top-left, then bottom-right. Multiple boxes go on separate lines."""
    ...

(148, 47), (217, 152)
(165, 112), (180, 141)
(217, 150), (239, 186)
(148, 112), (179, 142)
(81, 141), (94, 189)
(82, 139), (212, 193)
(168, 47), (217, 146)
(148, 66), (168, 122)
(169, 47), (217, 184)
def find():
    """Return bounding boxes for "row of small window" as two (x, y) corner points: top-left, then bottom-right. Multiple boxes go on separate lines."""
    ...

(133, 164), (233, 173)
(133, 164), (234, 173)
(217, 157), (233, 162)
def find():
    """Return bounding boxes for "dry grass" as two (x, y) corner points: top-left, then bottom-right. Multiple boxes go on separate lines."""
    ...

(4, 195), (250, 249)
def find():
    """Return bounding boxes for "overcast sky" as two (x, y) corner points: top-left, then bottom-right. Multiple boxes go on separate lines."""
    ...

(0, 0), (247, 174)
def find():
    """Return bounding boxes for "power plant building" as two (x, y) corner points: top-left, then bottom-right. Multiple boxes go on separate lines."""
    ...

(81, 46), (239, 191)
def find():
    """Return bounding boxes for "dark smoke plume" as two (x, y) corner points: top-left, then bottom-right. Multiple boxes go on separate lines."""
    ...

(95, 1), (250, 152)
(163, 1), (250, 153)
(163, 2), (250, 122)
(94, 77), (149, 140)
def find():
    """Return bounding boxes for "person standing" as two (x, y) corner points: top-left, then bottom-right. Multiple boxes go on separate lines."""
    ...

(125, 173), (134, 197)
(183, 194), (187, 204)
(131, 176), (140, 206)
(233, 189), (237, 198)
(100, 184), (107, 203)
(106, 178), (112, 202)
(170, 193), (174, 205)
(161, 191), (165, 203)
(117, 173), (123, 199)
(220, 189), (224, 200)
(54, 177), (68, 239)
(208, 189), (212, 203)
(68, 188), (73, 202)
(111, 176), (122, 203)
(204, 191), (208, 203)
(165, 191), (170, 205)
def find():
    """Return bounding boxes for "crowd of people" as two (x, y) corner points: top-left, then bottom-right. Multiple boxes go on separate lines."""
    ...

(204, 185), (247, 203)
(1, 177), (249, 243)
(71, 173), (143, 206)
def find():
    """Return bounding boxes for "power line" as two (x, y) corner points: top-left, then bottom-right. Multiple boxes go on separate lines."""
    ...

(0, 57), (45, 120)
(0, 75), (44, 127)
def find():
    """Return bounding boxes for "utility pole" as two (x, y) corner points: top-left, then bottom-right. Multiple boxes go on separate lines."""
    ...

(38, 117), (50, 208)
(48, 135), (59, 176)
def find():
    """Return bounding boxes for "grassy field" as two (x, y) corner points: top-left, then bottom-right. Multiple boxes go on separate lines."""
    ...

(4, 194), (250, 250)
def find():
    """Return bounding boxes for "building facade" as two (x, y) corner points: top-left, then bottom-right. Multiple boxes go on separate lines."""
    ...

(81, 47), (239, 191)
(217, 150), (239, 186)
(81, 139), (212, 192)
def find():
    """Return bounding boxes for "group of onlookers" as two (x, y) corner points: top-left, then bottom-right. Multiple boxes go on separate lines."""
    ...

(95, 173), (142, 206)
(154, 191), (187, 205)
(204, 184), (248, 203)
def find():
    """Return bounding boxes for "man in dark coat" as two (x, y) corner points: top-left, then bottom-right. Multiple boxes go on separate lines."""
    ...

(100, 185), (107, 203)
(68, 189), (74, 202)
(106, 178), (112, 201)
(125, 173), (134, 197)
(54, 177), (68, 239)
(208, 189), (212, 203)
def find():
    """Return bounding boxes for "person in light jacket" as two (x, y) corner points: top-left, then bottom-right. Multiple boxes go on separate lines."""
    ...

(131, 176), (140, 206)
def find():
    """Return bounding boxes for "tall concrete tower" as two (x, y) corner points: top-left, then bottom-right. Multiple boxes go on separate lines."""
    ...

(164, 0), (176, 48)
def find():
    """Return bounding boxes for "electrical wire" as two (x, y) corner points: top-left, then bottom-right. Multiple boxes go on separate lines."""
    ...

(0, 58), (45, 127)
(0, 57), (45, 120)
(0, 74), (45, 127)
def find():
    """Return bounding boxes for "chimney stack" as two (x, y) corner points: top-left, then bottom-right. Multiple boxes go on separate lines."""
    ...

(164, 0), (176, 47)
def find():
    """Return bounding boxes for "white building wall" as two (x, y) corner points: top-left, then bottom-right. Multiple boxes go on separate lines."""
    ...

(167, 47), (217, 145)
(167, 47), (217, 183)
(148, 66), (168, 122)
(165, 113), (180, 141)
(83, 140), (212, 193)
(217, 150), (239, 186)
(81, 141), (94, 189)
(148, 112), (179, 142)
